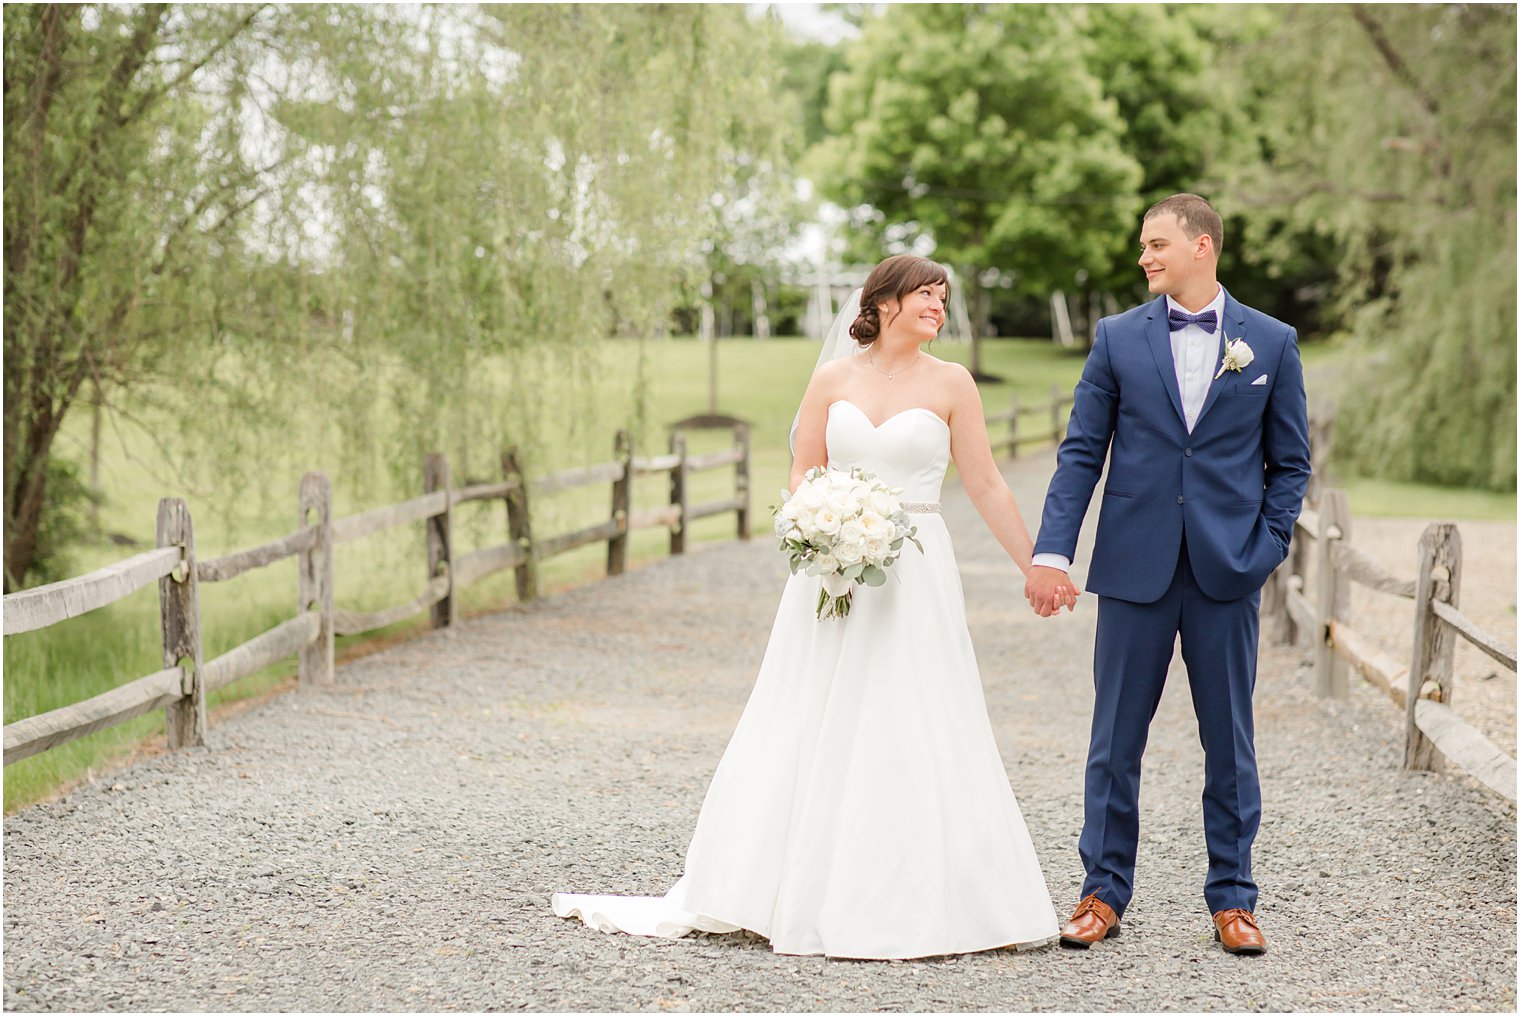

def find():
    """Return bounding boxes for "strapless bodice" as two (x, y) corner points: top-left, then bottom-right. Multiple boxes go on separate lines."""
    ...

(825, 400), (950, 503)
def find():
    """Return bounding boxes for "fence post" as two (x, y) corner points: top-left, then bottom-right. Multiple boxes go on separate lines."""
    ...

(157, 498), (205, 748)
(502, 448), (536, 602)
(1049, 385), (1065, 444)
(1405, 523), (1463, 772)
(608, 429), (632, 576)
(297, 472), (334, 687)
(734, 422), (751, 540)
(1307, 411), (1335, 506)
(1313, 488), (1351, 698)
(424, 452), (454, 629)
(669, 430), (688, 556)
(1008, 391), (1020, 459)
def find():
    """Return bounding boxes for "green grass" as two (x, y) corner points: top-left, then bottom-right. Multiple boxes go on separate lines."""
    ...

(4, 334), (1088, 812)
(1335, 476), (1517, 521)
(8, 331), (1509, 810)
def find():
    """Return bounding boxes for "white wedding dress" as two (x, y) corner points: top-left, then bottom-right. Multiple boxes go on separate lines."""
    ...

(552, 400), (1059, 959)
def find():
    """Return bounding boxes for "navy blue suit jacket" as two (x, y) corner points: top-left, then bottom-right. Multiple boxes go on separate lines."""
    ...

(1034, 290), (1311, 604)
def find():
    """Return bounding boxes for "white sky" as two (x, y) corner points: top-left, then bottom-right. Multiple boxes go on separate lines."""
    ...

(750, 2), (861, 44)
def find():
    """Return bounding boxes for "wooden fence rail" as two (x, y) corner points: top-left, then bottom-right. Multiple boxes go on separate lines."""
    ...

(3, 422), (751, 766)
(1264, 480), (1517, 802)
(3, 393), (1070, 768)
(985, 385), (1074, 459)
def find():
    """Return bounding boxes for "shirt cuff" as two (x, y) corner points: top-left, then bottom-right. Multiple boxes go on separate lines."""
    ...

(1031, 553), (1071, 573)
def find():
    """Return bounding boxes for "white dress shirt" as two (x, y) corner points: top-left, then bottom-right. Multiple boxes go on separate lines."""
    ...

(1032, 287), (1224, 575)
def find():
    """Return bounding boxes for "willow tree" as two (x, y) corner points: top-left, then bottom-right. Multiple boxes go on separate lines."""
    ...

(1216, 4), (1516, 490)
(3, 4), (790, 587)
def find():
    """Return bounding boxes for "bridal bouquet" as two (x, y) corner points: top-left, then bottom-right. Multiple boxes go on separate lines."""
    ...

(772, 466), (924, 620)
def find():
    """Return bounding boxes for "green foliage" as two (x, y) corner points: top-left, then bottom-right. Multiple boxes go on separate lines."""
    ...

(1215, 5), (1516, 491)
(27, 456), (102, 586)
(813, 5), (1142, 300)
(3, 4), (794, 585)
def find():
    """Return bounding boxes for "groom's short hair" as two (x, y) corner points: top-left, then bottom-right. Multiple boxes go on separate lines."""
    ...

(1144, 194), (1223, 257)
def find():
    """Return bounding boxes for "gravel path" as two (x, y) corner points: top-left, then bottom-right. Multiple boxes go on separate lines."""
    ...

(4, 451), (1515, 1013)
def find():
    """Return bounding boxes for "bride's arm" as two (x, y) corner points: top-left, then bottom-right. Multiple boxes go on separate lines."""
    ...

(945, 366), (1037, 575)
(789, 361), (842, 491)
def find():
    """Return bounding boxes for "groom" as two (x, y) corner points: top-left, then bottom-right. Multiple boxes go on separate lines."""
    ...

(1025, 194), (1310, 955)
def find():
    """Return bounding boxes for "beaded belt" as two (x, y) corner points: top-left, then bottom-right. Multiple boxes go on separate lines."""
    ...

(900, 500), (941, 514)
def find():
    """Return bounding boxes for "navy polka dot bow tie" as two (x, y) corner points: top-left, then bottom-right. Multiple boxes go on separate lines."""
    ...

(1167, 307), (1218, 333)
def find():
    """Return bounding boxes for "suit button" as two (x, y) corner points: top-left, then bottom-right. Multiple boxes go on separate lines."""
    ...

(1185, 448), (1194, 457)
(1177, 495), (1185, 504)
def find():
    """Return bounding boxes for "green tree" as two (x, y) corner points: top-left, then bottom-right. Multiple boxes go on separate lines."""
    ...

(1216, 4), (1516, 490)
(811, 4), (1142, 376)
(3, 4), (791, 587)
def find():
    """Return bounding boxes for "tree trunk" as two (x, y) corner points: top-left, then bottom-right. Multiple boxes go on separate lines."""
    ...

(965, 272), (999, 383)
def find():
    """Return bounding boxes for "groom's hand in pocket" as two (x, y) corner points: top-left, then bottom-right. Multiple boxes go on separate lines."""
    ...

(1025, 566), (1080, 617)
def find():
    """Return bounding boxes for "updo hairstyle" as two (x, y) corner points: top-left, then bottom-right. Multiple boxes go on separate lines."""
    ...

(849, 254), (951, 347)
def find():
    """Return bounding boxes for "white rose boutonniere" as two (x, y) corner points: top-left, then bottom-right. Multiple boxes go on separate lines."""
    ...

(1214, 337), (1255, 379)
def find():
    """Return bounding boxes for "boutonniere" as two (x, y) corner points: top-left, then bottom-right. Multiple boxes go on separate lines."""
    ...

(1214, 336), (1254, 379)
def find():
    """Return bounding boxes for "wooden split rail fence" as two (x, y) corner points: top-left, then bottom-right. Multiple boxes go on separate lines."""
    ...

(987, 385), (1074, 459)
(1263, 486), (1517, 801)
(3, 423), (751, 766)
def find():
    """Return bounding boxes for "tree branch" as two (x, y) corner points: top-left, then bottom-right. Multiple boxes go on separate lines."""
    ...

(1349, 5), (1440, 119)
(115, 5), (268, 130)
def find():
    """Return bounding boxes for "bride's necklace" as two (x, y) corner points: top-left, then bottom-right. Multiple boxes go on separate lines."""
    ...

(867, 349), (921, 381)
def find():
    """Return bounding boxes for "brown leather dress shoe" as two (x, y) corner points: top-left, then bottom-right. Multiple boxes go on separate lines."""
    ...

(1213, 908), (1267, 955)
(1059, 893), (1120, 949)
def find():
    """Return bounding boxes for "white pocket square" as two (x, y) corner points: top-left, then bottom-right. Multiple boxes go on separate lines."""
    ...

(1250, 374), (1269, 386)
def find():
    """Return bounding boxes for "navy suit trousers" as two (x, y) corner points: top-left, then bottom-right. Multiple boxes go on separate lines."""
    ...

(1079, 535), (1262, 918)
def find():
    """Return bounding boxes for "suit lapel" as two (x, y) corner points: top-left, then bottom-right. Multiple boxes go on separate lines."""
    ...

(1193, 288), (1246, 429)
(1144, 296), (1187, 428)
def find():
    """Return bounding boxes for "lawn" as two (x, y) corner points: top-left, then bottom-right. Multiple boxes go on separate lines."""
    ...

(6, 330), (1510, 810)
(4, 333), (1086, 811)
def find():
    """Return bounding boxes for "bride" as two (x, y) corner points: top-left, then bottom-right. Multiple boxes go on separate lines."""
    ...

(553, 254), (1066, 959)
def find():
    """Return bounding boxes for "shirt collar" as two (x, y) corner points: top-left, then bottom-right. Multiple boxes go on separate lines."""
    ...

(1166, 286), (1225, 322)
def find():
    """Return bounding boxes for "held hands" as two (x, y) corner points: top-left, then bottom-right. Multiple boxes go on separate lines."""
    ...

(1025, 565), (1080, 617)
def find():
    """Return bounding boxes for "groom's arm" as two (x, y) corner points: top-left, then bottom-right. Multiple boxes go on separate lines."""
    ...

(1261, 326), (1311, 553)
(1033, 319), (1120, 563)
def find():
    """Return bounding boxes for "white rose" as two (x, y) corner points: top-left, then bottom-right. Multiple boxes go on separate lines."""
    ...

(835, 540), (865, 565)
(868, 490), (897, 516)
(838, 519), (865, 545)
(797, 484), (826, 511)
(785, 527), (804, 544)
(813, 507), (842, 536)
(780, 498), (802, 521)
(825, 491), (857, 516)
(813, 553), (840, 574)
(859, 512), (890, 540)
(795, 511), (819, 540)
(864, 537), (890, 561)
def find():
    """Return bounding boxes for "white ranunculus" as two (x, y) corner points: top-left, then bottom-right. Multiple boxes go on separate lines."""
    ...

(814, 507), (842, 536)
